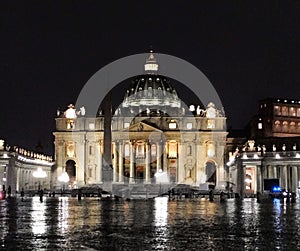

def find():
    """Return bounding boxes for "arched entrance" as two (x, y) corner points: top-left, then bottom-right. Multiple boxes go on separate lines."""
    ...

(205, 161), (216, 189)
(66, 160), (76, 184)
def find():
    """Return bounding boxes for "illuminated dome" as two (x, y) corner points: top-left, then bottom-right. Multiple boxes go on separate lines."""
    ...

(122, 75), (181, 108)
(121, 51), (181, 109)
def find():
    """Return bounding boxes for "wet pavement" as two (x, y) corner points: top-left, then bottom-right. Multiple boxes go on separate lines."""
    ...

(1, 196), (300, 250)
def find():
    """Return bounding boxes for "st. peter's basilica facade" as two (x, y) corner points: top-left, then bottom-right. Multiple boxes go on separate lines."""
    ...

(53, 52), (227, 193)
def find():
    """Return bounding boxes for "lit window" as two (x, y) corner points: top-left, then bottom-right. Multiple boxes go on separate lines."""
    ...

(274, 106), (281, 116)
(168, 141), (177, 158)
(189, 105), (195, 112)
(66, 142), (75, 158)
(275, 120), (280, 126)
(124, 122), (130, 128)
(258, 122), (263, 129)
(207, 142), (215, 157)
(136, 142), (145, 158)
(151, 144), (157, 156)
(124, 144), (130, 157)
(207, 119), (215, 129)
(289, 107), (296, 116)
(282, 106), (288, 116)
(186, 123), (193, 130)
(89, 123), (95, 130)
(169, 122), (177, 129)
(67, 120), (75, 129)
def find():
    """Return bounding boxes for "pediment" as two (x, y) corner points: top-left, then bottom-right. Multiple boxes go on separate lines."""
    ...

(127, 122), (162, 133)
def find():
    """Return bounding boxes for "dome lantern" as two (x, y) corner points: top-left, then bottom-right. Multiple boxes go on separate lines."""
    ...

(144, 50), (158, 74)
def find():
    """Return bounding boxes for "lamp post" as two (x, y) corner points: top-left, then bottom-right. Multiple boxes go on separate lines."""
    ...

(32, 167), (47, 191)
(58, 172), (70, 195)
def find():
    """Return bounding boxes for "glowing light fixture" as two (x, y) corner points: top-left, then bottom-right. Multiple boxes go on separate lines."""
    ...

(33, 167), (47, 178)
(58, 172), (70, 183)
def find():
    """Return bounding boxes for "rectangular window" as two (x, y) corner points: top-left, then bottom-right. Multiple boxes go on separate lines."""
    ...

(136, 144), (145, 158)
(67, 120), (75, 129)
(207, 119), (215, 129)
(89, 146), (94, 155)
(124, 122), (130, 128)
(169, 122), (177, 129)
(168, 141), (177, 158)
(186, 123), (193, 130)
(89, 123), (95, 130)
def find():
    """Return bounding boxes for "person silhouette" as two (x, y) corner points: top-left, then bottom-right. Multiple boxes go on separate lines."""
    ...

(21, 188), (25, 201)
(7, 186), (11, 198)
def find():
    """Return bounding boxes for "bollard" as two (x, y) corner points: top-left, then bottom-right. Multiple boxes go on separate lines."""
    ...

(209, 190), (214, 202)
(220, 191), (225, 202)
(78, 189), (82, 201)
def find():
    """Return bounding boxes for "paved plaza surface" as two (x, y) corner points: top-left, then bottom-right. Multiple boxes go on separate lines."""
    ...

(1, 196), (300, 250)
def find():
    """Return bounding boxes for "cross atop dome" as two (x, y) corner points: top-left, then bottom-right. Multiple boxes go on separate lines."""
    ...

(144, 50), (159, 74)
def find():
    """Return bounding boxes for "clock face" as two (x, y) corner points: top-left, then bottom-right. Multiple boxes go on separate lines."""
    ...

(206, 107), (216, 118)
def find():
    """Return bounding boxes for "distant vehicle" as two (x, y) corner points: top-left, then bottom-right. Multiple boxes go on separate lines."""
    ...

(270, 186), (292, 199)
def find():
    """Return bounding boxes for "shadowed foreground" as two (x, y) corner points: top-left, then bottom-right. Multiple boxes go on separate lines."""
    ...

(1, 196), (300, 250)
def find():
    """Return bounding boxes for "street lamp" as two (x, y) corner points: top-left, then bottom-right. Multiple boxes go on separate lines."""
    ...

(58, 172), (70, 194)
(32, 167), (47, 190)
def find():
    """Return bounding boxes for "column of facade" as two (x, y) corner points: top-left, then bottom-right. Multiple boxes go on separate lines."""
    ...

(85, 140), (90, 185)
(113, 142), (118, 183)
(273, 166), (277, 179)
(118, 142), (124, 183)
(236, 158), (245, 197)
(156, 142), (161, 172)
(95, 141), (102, 183)
(77, 138), (86, 186)
(145, 142), (150, 183)
(268, 165), (274, 179)
(163, 142), (168, 172)
(256, 165), (262, 194)
(280, 165), (288, 191)
(55, 140), (64, 188)
(292, 166), (298, 192)
(129, 142), (135, 183)
(298, 166), (300, 189)
(177, 141), (184, 183)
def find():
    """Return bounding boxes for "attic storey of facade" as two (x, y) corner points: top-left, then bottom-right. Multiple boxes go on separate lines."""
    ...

(53, 51), (227, 193)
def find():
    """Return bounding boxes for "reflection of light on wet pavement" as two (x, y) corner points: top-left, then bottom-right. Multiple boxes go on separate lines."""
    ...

(31, 197), (46, 235)
(58, 197), (69, 233)
(154, 197), (168, 227)
(153, 197), (169, 250)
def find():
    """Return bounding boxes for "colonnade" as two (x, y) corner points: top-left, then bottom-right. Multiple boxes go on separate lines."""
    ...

(245, 163), (300, 194)
(263, 164), (300, 192)
(111, 140), (168, 184)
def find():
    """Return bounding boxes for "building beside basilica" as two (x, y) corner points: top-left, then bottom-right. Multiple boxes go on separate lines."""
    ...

(53, 52), (228, 193)
(0, 139), (54, 195)
(226, 98), (300, 196)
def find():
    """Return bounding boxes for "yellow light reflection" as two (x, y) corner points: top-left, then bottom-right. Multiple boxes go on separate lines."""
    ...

(31, 197), (46, 235)
(153, 197), (170, 250)
(58, 197), (69, 233)
(154, 197), (168, 227)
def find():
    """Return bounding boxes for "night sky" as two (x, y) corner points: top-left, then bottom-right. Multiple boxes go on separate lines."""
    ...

(3, 1), (300, 155)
